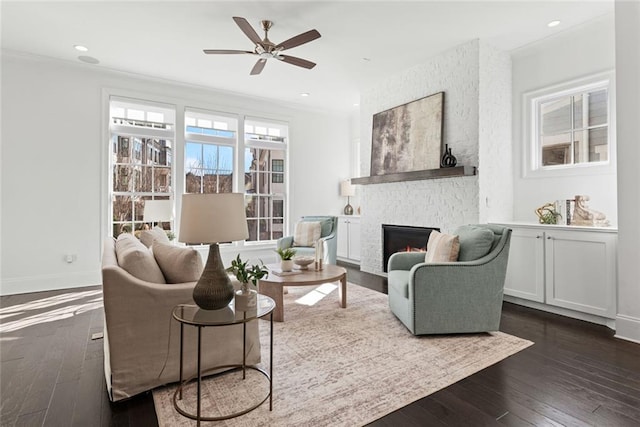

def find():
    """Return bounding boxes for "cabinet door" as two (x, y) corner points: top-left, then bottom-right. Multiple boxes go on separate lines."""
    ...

(503, 227), (545, 302)
(348, 218), (361, 262)
(544, 230), (616, 318)
(337, 218), (349, 258)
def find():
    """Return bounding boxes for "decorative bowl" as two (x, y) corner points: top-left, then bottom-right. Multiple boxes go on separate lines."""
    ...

(293, 256), (315, 270)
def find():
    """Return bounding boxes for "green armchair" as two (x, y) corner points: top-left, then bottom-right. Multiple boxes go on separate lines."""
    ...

(387, 224), (512, 335)
(277, 216), (338, 265)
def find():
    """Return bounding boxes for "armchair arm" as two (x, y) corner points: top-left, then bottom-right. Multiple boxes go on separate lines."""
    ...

(277, 236), (294, 250)
(388, 252), (426, 272)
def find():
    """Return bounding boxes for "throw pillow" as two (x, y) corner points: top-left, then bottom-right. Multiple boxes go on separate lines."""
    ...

(293, 221), (322, 247)
(139, 226), (170, 248)
(454, 225), (495, 261)
(152, 241), (203, 283)
(424, 230), (460, 263)
(115, 233), (166, 283)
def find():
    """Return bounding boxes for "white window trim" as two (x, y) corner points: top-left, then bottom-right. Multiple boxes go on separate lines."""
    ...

(522, 70), (616, 179)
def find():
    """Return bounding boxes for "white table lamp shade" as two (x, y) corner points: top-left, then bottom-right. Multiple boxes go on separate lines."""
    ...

(179, 193), (249, 244)
(340, 180), (355, 197)
(143, 199), (173, 222)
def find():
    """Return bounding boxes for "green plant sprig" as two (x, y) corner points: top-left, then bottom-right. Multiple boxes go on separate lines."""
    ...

(226, 254), (269, 286)
(275, 247), (296, 260)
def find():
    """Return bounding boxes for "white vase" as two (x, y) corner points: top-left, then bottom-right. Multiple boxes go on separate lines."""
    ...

(235, 288), (257, 311)
(281, 259), (294, 272)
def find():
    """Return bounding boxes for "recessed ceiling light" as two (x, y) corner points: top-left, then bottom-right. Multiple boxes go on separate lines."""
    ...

(300, 93), (310, 97)
(74, 45), (89, 52)
(547, 20), (561, 28)
(353, 103), (360, 107)
(78, 56), (100, 64)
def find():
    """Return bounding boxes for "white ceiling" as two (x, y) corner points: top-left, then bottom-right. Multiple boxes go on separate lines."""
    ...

(1, 1), (613, 114)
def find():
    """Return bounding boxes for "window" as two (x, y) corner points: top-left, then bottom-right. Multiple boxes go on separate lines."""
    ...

(524, 71), (614, 177)
(244, 118), (287, 242)
(184, 110), (237, 194)
(109, 98), (175, 237)
(183, 112), (289, 244)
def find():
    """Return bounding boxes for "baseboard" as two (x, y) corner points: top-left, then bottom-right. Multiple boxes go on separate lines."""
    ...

(614, 315), (640, 344)
(503, 295), (616, 329)
(0, 270), (101, 296)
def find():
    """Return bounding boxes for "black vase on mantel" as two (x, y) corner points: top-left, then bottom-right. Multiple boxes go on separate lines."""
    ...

(440, 144), (457, 168)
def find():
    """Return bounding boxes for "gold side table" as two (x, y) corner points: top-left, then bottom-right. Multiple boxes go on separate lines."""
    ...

(172, 294), (275, 425)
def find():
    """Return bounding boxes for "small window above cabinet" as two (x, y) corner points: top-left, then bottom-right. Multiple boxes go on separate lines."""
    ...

(523, 70), (616, 179)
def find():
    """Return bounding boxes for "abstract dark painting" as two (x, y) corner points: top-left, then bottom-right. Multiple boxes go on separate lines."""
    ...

(371, 92), (444, 176)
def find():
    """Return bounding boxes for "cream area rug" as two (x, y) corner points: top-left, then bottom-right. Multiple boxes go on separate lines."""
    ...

(153, 283), (533, 426)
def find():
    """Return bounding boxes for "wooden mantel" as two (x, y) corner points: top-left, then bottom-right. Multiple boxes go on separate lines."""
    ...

(351, 166), (476, 185)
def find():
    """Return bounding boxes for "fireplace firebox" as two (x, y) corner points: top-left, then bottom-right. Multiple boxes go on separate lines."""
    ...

(382, 224), (440, 272)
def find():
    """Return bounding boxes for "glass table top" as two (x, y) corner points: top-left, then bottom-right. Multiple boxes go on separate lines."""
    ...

(173, 294), (275, 326)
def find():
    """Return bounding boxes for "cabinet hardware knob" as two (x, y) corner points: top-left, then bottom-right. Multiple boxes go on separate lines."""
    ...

(547, 236), (552, 240)
(536, 235), (541, 239)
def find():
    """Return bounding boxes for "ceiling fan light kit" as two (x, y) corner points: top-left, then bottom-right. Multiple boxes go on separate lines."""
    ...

(204, 16), (321, 75)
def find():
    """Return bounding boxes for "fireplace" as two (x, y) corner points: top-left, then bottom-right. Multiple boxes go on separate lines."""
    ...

(382, 224), (440, 272)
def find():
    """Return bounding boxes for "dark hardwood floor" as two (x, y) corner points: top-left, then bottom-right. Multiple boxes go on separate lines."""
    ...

(1, 264), (639, 426)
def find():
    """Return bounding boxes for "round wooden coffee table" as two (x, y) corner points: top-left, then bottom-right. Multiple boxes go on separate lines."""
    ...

(258, 264), (347, 322)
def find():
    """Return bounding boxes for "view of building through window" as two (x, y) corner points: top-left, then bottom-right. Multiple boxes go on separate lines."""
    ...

(109, 98), (175, 237)
(183, 111), (288, 243)
(537, 85), (609, 168)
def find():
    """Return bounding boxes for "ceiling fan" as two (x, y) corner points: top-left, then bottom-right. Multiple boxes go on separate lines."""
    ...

(203, 17), (321, 75)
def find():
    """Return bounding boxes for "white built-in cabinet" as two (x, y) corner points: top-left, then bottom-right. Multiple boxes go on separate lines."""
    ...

(337, 216), (361, 263)
(497, 223), (617, 320)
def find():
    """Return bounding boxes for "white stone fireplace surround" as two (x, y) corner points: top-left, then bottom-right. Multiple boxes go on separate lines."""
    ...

(358, 40), (512, 276)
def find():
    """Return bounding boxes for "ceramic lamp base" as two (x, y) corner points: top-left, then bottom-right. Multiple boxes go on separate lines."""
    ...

(192, 243), (234, 310)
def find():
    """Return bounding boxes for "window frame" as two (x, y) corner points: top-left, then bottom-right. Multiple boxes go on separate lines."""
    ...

(522, 70), (616, 179)
(243, 117), (289, 245)
(108, 96), (176, 237)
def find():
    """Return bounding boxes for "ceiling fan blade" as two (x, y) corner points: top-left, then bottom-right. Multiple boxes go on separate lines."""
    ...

(203, 49), (254, 55)
(279, 55), (316, 69)
(250, 58), (267, 75)
(233, 16), (263, 47)
(275, 29), (321, 50)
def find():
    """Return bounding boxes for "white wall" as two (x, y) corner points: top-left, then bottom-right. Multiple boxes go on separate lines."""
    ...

(614, 0), (640, 343)
(511, 14), (618, 225)
(0, 52), (350, 295)
(479, 42), (513, 223)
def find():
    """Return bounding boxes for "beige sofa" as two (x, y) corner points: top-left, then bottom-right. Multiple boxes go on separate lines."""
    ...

(101, 236), (261, 402)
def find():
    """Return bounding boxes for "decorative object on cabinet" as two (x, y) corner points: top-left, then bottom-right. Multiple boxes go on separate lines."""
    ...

(572, 195), (610, 227)
(440, 144), (457, 168)
(371, 92), (444, 176)
(179, 193), (249, 310)
(535, 202), (561, 225)
(340, 180), (355, 215)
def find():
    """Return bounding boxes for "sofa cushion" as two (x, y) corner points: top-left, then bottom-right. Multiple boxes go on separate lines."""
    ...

(293, 221), (321, 247)
(139, 226), (170, 248)
(454, 225), (495, 261)
(152, 241), (203, 283)
(115, 233), (166, 283)
(424, 230), (460, 263)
